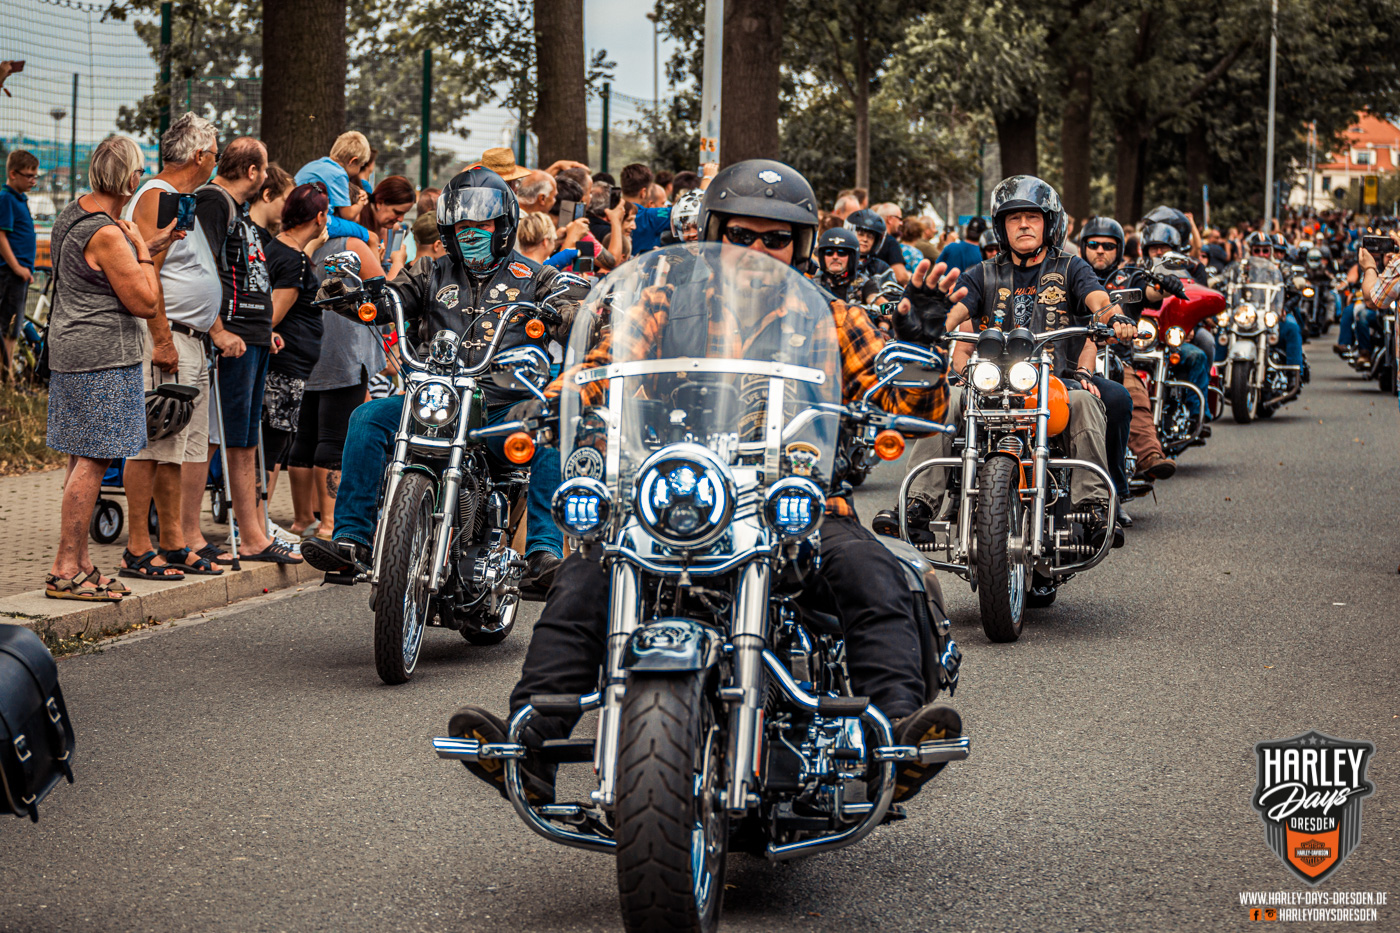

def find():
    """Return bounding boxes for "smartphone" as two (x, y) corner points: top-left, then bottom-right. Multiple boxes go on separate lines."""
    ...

(558, 199), (584, 223)
(575, 239), (595, 275)
(608, 185), (622, 209)
(382, 224), (406, 257)
(156, 190), (197, 231)
(1362, 234), (1397, 259)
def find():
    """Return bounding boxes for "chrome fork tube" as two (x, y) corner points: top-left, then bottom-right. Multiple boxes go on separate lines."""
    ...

(727, 561), (770, 815)
(426, 392), (474, 593)
(1255, 335), (1268, 388)
(371, 398), (417, 585)
(1029, 361), (1050, 559)
(592, 561), (641, 808)
(955, 403), (979, 561)
(1152, 358), (1166, 421)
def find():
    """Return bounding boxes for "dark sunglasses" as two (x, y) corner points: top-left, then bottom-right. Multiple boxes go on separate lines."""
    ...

(723, 224), (793, 250)
(1084, 240), (1118, 251)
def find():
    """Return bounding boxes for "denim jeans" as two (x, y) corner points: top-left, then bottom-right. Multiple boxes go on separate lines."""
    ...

(333, 395), (563, 559)
(1338, 301), (1356, 347)
(1279, 312), (1304, 367)
(1169, 341), (1210, 417)
(1090, 374), (1132, 499)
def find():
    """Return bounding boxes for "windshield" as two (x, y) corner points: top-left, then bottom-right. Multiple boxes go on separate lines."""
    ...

(1233, 257), (1284, 312)
(559, 243), (843, 497)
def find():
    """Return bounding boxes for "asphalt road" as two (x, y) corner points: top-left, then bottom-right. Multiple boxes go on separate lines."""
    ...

(3, 351), (1397, 933)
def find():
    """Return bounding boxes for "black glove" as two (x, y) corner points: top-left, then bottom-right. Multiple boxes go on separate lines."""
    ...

(893, 276), (955, 345)
(314, 276), (357, 316)
(1153, 273), (1188, 300)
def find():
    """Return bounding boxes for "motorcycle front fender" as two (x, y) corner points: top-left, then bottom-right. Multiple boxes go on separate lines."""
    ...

(1229, 340), (1258, 362)
(621, 617), (722, 673)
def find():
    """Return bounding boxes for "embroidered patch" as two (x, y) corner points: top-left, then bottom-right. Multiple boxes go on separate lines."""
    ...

(1041, 271), (1066, 285)
(436, 284), (460, 309)
(508, 261), (532, 279)
(1039, 285), (1067, 305)
(564, 446), (606, 480)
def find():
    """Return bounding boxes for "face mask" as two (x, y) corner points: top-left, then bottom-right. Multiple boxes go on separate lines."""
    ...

(456, 226), (496, 273)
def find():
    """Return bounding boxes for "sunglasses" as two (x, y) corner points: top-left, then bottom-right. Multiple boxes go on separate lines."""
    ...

(723, 224), (793, 250)
(1084, 240), (1118, 251)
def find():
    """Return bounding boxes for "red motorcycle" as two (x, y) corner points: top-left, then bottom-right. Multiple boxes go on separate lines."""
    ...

(1131, 278), (1226, 456)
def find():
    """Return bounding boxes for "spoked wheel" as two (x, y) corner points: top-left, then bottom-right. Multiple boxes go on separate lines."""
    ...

(615, 674), (726, 933)
(973, 456), (1028, 643)
(1230, 360), (1257, 424)
(373, 473), (436, 684)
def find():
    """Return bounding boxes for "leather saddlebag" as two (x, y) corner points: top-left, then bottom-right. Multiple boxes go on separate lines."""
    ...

(0, 625), (75, 822)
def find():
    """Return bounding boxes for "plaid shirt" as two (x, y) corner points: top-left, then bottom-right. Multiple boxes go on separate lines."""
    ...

(1369, 253), (1400, 309)
(550, 281), (947, 514)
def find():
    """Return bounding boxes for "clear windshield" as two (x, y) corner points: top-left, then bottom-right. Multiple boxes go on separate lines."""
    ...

(559, 243), (843, 496)
(1236, 257), (1284, 311)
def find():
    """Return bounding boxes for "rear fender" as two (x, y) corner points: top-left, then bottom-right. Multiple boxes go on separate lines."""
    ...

(620, 618), (722, 673)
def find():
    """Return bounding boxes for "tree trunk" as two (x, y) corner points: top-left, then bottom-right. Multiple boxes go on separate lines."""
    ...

(1060, 61), (1092, 229)
(853, 12), (870, 191)
(1114, 127), (1142, 223)
(1184, 120), (1209, 220)
(535, 0), (588, 166)
(994, 98), (1039, 179)
(261, 0), (345, 171)
(721, 0), (785, 167)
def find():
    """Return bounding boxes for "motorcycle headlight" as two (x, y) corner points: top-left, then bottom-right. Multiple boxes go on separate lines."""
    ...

(1165, 326), (1185, 347)
(428, 329), (461, 366)
(762, 477), (825, 541)
(551, 477), (611, 541)
(1264, 310), (1279, 328)
(1303, 286), (1316, 298)
(635, 445), (736, 550)
(1216, 310), (1231, 327)
(1008, 360), (1039, 392)
(970, 361), (1003, 393)
(1133, 319), (1158, 350)
(411, 380), (460, 427)
(1234, 304), (1257, 328)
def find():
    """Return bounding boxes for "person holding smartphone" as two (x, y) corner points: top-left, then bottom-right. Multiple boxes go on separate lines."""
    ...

(358, 175), (416, 280)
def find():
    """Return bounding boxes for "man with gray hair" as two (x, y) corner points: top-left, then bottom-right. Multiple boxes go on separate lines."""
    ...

(516, 170), (556, 215)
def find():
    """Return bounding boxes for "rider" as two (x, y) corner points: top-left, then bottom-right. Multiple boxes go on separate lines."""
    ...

(1079, 216), (1179, 482)
(813, 226), (881, 305)
(875, 176), (1136, 546)
(1137, 222), (1212, 426)
(301, 167), (584, 591)
(447, 159), (964, 806)
(1268, 233), (1308, 384)
(845, 208), (893, 280)
(667, 188), (703, 244)
(978, 229), (999, 262)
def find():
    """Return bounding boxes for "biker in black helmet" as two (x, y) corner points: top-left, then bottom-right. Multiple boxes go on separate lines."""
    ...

(447, 158), (966, 807)
(845, 208), (894, 279)
(1134, 221), (1214, 431)
(881, 176), (1135, 549)
(978, 228), (999, 261)
(814, 226), (881, 305)
(302, 167), (587, 591)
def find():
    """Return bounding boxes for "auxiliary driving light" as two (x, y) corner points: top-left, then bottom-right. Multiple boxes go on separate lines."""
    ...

(762, 477), (825, 541)
(970, 361), (1003, 393)
(551, 476), (611, 540)
(1008, 360), (1039, 392)
(1165, 326), (1185, 347)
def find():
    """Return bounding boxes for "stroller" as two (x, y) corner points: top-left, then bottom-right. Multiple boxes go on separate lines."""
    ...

(89, 458), (229, 545)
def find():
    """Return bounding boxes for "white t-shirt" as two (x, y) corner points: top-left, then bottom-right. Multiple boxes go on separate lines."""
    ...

(123, 178), (222, 331)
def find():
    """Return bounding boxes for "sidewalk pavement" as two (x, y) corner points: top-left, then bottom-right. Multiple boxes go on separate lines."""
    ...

(0, 467), (328, 638)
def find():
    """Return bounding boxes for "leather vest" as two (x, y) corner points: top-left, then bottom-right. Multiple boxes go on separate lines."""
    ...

(978, 248), (1078, 374)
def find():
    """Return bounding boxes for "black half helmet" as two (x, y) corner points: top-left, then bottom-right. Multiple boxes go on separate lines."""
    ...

(1079, 216), (1125, 255)
(700, 159), (820, 266)
(844, 208), (887, 253)
(1142, 205), (1192, 244)
(436, 167), (520, 270)
(1245, 230), (1273, 253)
(979, 229), (999, 252)
(1140, 222), (1183, 252)
(815, 227), (861, 287)
(990, 175), (1065, 255)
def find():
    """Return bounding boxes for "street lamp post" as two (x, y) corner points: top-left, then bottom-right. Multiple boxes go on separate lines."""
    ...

(50, 106), (68, 212)
(1263, 0), (1278, 231)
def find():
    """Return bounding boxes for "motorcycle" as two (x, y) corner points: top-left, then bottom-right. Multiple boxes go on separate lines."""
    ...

(1292, 269), (1332, 339)
(1219, 260), (1298, 423)
(1356, 298), (1398, 394)
(315, 252), (560, 684)
(432, 245), (968, 933)
(899, 322), (1120, 642)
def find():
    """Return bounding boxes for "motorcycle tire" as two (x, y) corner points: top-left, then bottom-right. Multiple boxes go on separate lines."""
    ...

(1380, 362), (1396, 396)
(973, 456), (1027, 643)
(1230, 361), (1256, 424)
(615, 674), (725, 933)
(373, 472), (436, 685)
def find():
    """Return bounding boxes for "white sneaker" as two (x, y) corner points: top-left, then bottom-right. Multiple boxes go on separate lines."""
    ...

(268, 520), (300, 544)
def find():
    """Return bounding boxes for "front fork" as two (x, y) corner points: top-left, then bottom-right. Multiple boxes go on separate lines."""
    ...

(726, 562), (770, 815)
(591, 561), (641, 809)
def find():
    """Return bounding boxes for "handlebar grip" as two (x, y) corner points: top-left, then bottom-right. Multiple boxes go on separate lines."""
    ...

(888, 415), (956, 435)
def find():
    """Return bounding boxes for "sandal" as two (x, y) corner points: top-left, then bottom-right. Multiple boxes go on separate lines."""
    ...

(161, 547), (224, 576)
(82, 567), (130, 596)
(196, 543), (235, 565)
(118, 549), (186, 581)
(241, 537), (303, 565)
(45, 572), (122, 602)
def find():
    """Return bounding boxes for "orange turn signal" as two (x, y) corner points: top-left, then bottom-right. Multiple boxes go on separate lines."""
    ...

(873, 429), (906, 461)
(1169, 352), (1181, 365)
(503, 431), (536, 464)
(357, 302), (377, 323)
(526, 318), (546, 339)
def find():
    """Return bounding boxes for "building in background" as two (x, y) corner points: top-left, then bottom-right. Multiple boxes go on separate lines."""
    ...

(1290, 112), (1400, 210)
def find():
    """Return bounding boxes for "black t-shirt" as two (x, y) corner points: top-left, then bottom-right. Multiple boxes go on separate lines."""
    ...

(958, 254), (1105, 374)
(196, 186), (273, 345)
(264, 234), (325, 380)
(1202, 242), (1230, 270)
(876, 235), (905, 270)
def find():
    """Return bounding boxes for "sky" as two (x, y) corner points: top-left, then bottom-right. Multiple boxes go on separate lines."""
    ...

(584, 0), (681, 102)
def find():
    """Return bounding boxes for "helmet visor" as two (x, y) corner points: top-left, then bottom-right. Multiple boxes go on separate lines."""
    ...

(437, 187), (508, 227)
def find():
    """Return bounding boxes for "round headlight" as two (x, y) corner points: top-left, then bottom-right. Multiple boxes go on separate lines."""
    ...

(1234, 304), (1257, 327)
(428, 329), (461, 366)
(1216, 310), (1231, 327)
(970, 361), (1003, 393)
(1302, 286), (1315, 298)
(551, 476), (611, 541)
(635, 444), (735, 550)
(763, 477), (825, 541)
(411, 380), (460, 427)
(1165, 326), (1185, 347)
(1264, 310), (1279, 328)
(1132, 319), (1158, 350)
(1008, 360), (1039, 392)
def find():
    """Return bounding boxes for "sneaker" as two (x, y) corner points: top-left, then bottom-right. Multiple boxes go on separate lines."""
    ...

(1134, 451), (1176, 481)
(447, 705), (556, 804)
(268, 519), (300, 545)
(890, 703), (963, 802)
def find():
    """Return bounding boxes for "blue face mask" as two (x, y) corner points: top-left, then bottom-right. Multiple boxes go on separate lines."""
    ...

(456, 226), (496, 273)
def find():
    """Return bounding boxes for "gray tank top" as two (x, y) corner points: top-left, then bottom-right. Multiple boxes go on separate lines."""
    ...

(303, 237), (386, 391)
(47, 200), (144, 374)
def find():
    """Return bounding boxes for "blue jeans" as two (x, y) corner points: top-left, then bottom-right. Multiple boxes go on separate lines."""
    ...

(1169, 342), (1210, 417)
(333, 395), (563, 559)
(1338, 301), (1356, 347)
(1354, 306), (1378, 354)
(1279, 312), (1304, 367)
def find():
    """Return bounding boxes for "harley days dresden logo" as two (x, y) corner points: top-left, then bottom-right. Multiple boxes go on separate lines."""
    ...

(1251, 731), (1375, 885)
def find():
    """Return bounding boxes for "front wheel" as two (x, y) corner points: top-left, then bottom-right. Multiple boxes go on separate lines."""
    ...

(1230, 360), (1257, 424)
(615, 674), (726, 933)
(973, 456), (1027, 643)
(373, 472), (437, 685)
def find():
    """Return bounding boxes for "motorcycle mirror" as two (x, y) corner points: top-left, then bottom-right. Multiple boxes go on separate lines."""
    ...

(976, 327), (1006, 360)
(324, 250), (362, 280)
(1004, 327), (1034, 360)
(490, 345), (553, 392)
(1109, 288), (1143, 306)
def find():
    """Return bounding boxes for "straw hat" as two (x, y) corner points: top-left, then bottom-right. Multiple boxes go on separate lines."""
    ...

(477, 147), (531, 182)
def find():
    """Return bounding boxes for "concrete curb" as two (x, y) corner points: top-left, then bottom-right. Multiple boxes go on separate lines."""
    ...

(0, 561), (325, 639)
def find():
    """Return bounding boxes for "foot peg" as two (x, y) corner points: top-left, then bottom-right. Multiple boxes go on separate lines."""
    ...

(431, 736), (526, 762)
(873, 736), (971, 765)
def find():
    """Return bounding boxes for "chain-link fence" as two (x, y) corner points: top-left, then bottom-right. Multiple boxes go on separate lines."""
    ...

(0, 0), (159, 224)
(586, 87), (661, 175)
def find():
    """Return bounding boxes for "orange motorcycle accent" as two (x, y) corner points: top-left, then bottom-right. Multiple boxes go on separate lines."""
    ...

(1024, 375), (1070, 436)
(526, 319), (546, 339)
(873, 430), (906, 460)
(503, 432), (536, 464)
(357, 302), (378, 322)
